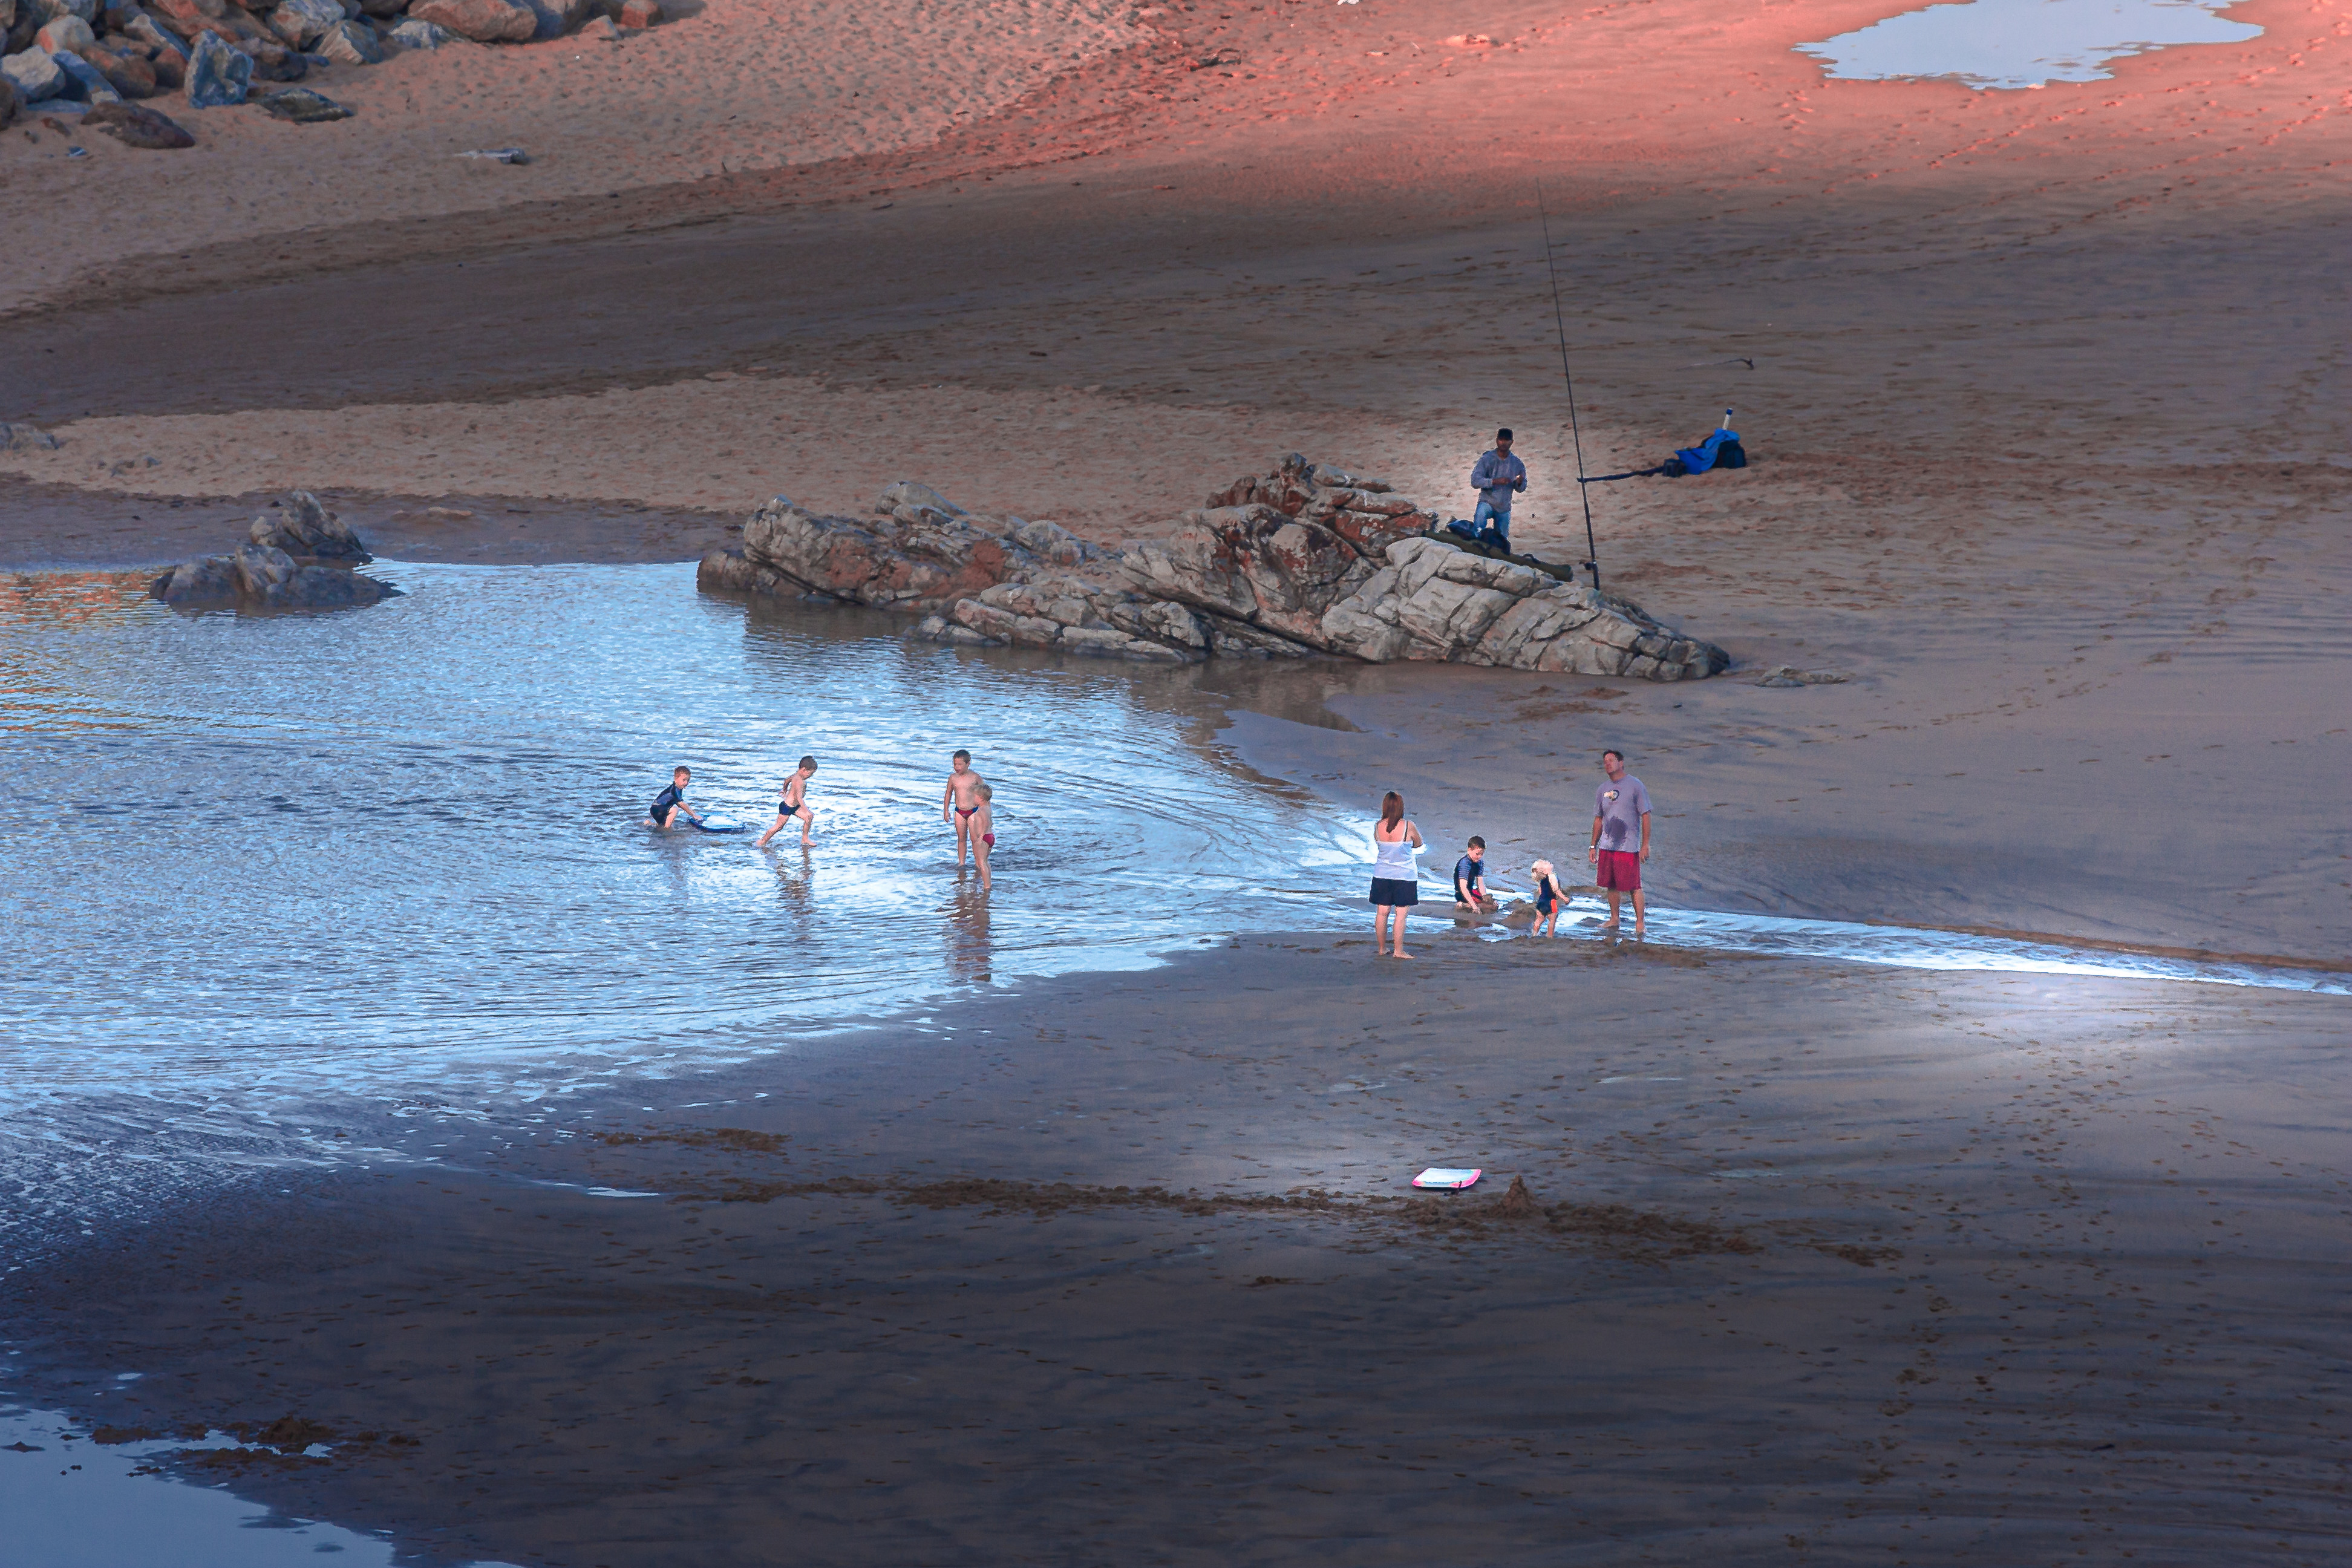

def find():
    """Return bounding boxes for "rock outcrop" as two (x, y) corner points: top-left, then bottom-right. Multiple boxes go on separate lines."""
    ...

(149, 492), (393, 611)
(698, 456), (1730, 681)
(249, 490), (370, 562)
(151, 543), (400, 610)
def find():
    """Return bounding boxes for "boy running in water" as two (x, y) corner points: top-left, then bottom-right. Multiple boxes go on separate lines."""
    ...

(942, 750), (987, 867)
(755, 756), (818, 849)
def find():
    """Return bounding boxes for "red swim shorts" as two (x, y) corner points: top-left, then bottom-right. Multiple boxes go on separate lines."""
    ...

(1595, 849), (1642, 891)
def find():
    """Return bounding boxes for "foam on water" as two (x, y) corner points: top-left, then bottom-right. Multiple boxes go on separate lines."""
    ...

(1797, 0), (2262, 90)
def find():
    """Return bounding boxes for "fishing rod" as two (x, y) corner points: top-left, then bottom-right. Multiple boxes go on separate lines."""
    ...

(1535, 180), (1602, 593)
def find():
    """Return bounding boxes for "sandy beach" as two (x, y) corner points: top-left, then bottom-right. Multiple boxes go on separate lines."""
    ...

(3, 0), (2348, 1560)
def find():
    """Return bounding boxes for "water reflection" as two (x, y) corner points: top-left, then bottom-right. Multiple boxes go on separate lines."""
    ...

(1797, 0), (2262, 90)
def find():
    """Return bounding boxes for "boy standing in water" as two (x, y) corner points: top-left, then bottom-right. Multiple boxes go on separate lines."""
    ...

(647, 766), (701, 831)
(971, 782), (996, 892)
(1589, 748), (1652, 938)
(755, 756), (818, 849)
(942, 750), (987, 867)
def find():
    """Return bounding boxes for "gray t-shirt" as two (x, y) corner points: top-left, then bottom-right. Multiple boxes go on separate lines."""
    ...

(1594, 775), (1650, 853)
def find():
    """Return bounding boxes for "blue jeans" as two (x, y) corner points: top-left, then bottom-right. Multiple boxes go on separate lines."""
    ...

(1472, 499), (1510, 547)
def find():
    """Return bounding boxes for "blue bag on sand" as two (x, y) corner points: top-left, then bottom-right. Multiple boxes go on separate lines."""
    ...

(1671, 426), (1742, 475)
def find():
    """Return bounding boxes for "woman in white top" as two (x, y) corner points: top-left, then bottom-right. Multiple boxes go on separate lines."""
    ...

(1370, 789), (1424, 960)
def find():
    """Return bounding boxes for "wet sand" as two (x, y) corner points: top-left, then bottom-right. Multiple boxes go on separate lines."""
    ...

(11, 935), (2350, 1564)
(4, 0), (2348, 1560)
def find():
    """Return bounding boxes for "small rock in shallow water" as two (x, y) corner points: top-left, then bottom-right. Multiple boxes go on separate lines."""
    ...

(253, 85), (347, 121)
(152, 544), (400, 610)
(315, 17), (384, 62)
(85, 99), (194, 145)
(183, 31), (251, 106)
(455, 143), (527, 163)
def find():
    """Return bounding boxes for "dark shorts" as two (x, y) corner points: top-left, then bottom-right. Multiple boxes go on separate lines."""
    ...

(1596, 849), (1642, 892)
(776, 802), (808, 818)
(1370, 877), (1420, 907)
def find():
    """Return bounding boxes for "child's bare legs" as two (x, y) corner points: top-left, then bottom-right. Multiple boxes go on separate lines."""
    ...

(754, 813), (785, 849)
(795, 806), (815, 848)
(1631, 887), (1646, 939)
(974, 836), (991, 891)
(1377, 904), (1411, 959)
(953, 812), (971, 866)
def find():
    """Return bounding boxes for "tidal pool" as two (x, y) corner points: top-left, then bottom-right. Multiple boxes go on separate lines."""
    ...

(1797, 0), (2262, 90)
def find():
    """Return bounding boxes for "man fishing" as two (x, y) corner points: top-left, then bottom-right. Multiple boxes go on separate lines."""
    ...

(1469, 428), (1527, 548)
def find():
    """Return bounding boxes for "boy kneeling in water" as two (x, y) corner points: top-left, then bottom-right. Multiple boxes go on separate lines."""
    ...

(756, 756), (819, 849)
(647, 766), (702, 831)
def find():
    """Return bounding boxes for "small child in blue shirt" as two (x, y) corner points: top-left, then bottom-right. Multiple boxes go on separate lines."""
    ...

(1452, 837), (1492, 912)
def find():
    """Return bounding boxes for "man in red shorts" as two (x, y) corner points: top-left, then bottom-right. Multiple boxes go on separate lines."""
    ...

(1587, 748), (1651, 938)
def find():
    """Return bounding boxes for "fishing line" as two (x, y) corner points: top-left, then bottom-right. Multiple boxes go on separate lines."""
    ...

(1535, 180), (1602, 592)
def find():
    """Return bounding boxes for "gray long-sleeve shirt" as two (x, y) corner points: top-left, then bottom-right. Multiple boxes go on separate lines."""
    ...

(1471, 450), (1528, 513)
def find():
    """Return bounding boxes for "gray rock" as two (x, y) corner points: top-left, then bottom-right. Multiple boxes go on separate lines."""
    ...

(29, 0), (96, 22)
(515, 0), (583, 37)
(33, 12), (92, 49)
(263, 0), (340, 45)
(313, 15), (380, 60)
(388, 16), (456, 44)
(253, 83), (345, 119)
(707, 460), (1729, 679)
(85, 99), (195, 145)
(183, 29), (249, 105)
(1, 45), (64, 102)
(405, 0), (532, 42)
(0, 421), (61, 451)
(124, 15), (191, 59)
(1753, 666), (1846, 688)
(47, 45), (117, 99)
(249, 490), (369, 561)
(151, 544), (400, 610)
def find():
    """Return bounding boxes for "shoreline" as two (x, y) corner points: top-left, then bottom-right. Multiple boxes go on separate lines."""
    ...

(9, 932), (2350, 1566)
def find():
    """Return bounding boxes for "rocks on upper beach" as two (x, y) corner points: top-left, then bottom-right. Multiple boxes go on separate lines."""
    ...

(150, 492), (396, 612)
(698, 455), (1731, 681)
(0, 0), (670, 129)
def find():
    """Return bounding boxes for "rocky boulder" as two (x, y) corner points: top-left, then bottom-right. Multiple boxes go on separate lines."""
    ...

(699, 456), (1730, 681)
(254, 83), (346, 119)
(260, 0), (336, 45)
(407, 0), (532, 42)
(182, 27), (246, 103)
(151, 543), (400, 610)
(2, 47), (65, 103)
(315, 17), (382, 62)
(248, 490), (368, 561)
(48, 45), (120, 99)
(1, 421), (61, 450)
(85, 97), (192, 143)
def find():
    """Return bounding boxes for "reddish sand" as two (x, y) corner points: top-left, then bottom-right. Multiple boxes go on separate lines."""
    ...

(4, 1), (2348, 1563)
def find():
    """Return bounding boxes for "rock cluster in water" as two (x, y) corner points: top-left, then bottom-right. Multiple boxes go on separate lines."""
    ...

(0, 0), (665, 135)
(150, 491), (402, 610)
(697, 456), (1730, 681)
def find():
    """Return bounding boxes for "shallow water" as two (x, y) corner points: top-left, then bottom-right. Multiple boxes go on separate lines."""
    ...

(0, 1402), (520, 1568)
(1797, 0), (2262, 90)
(2, 563), (2338, 1263)
(0, 563), (1363, 1255)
